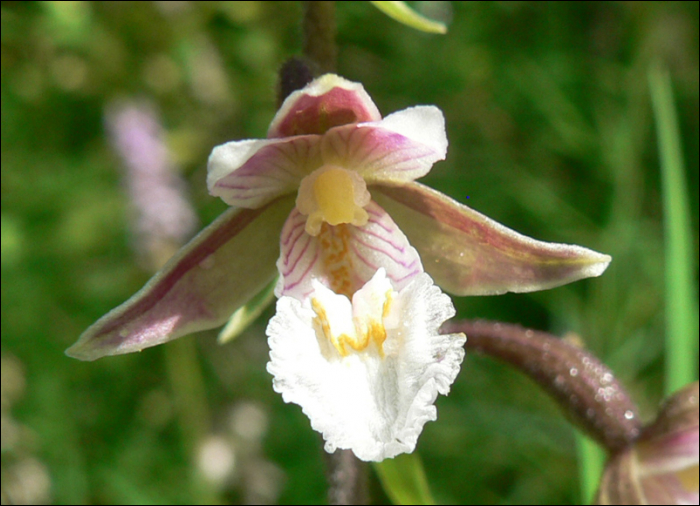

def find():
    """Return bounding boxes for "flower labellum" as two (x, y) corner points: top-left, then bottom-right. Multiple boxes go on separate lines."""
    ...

(68, 73), (612, 462)
(268, 269), (465, 461)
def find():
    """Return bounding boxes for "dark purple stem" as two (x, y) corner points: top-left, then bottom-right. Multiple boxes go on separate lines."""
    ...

(325, 449), (367, 505)
(298, 4), (363, 503)
(302, 1), (337, 73)
(443, 319), (642, 453)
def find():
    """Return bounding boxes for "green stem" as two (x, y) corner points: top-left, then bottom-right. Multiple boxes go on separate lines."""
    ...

(648, 63), (699, 395)
(575, 433), (606, 504)
(163, 337), (216, 503)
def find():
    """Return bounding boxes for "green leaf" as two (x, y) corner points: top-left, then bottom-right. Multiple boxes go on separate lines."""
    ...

(373, 453), (436, 505)
(648, 63), (700, 395)
(370, 1), (447, 34)
(218, 277), (277, 344)
(575, 432), (606, 504)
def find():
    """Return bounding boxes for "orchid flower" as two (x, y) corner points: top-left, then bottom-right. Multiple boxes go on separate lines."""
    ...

(598, 382), (699, 505)
(67, 74), (611, 461)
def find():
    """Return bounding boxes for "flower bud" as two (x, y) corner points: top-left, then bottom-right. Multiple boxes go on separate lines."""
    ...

(597, 382), (699, 505)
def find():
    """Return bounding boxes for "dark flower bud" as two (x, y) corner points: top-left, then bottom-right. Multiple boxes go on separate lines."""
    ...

(597, 382), (699, 505)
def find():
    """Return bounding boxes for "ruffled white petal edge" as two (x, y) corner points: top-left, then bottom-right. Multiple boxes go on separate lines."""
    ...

(266, 269), (466, 462)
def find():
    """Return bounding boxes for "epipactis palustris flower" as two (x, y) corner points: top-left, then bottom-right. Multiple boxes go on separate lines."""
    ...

(67, 74), (611, 461)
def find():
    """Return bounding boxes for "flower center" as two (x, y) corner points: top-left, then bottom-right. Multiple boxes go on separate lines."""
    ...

(310, 288), (394, 359)
(296, 166), (371, 236)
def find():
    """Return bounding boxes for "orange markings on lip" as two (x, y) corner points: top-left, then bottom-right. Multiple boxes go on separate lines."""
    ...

(310, 283), (394, 359)
(319, 223), (356, 299)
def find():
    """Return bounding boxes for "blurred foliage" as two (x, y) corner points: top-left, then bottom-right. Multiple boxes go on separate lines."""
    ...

(1, 1), (698, 504)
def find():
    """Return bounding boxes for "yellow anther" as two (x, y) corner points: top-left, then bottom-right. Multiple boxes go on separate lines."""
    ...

(310, 289), (393, 359)
(382, 290), (393, 319)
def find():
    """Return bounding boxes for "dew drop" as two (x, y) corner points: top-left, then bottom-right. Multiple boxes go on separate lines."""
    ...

(570, 367), (579, 377)
(624, 410), (635, 420)
(601, 372), (613, 384)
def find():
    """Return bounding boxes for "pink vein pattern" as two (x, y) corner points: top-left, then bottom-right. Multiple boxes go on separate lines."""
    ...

(213, 136), (322, 207)
(276, 201), (423, 300)
(322, 124), (440, 183)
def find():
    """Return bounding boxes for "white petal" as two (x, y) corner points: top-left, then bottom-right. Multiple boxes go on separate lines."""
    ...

(266, 269), (465, 461)
(207, 136), (322, 208)
(276, 202), (423, 299)
(374, 106), (448, 164)
(320, 106), (447, 185)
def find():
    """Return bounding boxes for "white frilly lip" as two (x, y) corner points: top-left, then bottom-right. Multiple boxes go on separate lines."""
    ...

(266, 268), (466, 462)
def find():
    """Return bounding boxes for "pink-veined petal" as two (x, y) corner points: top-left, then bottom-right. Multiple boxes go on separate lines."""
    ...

(374, 182), (611, 296)
(268, 74), (382, 138)
(276, 201), (423, 300)
(208, 136), (322, 208)
(321, 106), (447, 184)
(66, 196), (295, 361)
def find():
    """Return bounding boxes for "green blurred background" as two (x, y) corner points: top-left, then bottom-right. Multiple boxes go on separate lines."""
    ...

(2, 2), (698, 504)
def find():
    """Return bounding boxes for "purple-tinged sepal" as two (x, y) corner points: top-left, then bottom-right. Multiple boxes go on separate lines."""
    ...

(375, 182), (611, 295)
(268, 74), (382, 138)
(66, 196), (294, 361)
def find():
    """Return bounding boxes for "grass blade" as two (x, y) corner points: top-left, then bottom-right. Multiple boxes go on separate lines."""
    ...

(373, 453), (436, 505)
(648, 63), (699, 395)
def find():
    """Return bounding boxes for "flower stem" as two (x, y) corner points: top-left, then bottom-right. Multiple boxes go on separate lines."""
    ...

(443, 319), (642, 453)
(302, 1), (337, 73)
(325, 449), (367, 505)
